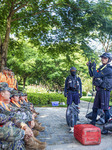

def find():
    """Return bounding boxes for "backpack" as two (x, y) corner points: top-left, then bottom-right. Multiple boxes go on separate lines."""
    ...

(66, 103), (79, 127)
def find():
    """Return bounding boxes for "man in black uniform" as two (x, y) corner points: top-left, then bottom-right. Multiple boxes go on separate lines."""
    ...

(64, 67), (82, 132)
(64, 67), (82, 106)
(87, 52), (112, 127)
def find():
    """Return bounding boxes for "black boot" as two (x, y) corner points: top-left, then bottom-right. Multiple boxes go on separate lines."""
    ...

(101, 123), (112, 134)
(104, 110), (110, 124)
(101, 128), (108, 134)
(89, 108), (98, 126)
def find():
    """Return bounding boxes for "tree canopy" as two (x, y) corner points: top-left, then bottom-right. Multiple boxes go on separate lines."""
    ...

(1, 0), (112, 92)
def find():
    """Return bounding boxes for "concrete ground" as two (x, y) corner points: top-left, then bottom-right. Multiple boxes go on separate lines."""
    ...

(35, 101), (112, 150)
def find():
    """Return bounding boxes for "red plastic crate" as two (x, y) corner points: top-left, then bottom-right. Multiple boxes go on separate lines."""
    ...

(74, 124), (101, 145)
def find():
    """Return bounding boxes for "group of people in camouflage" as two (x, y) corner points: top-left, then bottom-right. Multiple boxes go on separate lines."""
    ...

(0, 67), (46, 150)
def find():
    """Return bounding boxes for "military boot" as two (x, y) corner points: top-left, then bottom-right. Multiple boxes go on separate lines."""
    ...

(31, 109), (40, 115)
(34, 119), (38, 123)
(101, 123), (112, 134)
(25, 136), (46, 150)
(34, 121), (45, 131)
(33, 137), (46, 145)
(34, 110), (40, 115)
(33, 129), (39, 137)
(34, 120), (42, 126)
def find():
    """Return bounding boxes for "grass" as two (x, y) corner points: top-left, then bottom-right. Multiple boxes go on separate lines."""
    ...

(80, 97), (94, 103)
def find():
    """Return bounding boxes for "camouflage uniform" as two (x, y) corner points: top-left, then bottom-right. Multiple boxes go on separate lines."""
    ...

(0, 105), (32, 123)
(9, 104), (32, 122)
(0, 114), (25, 150)
(19, 100), (32, 112)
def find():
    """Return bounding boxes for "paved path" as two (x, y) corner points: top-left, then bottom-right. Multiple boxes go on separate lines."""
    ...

(35, 101), (112, 150)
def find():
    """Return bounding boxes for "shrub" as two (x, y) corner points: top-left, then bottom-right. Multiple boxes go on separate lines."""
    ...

(82, 91), (87, 96)
(110, 91), (112, 102)
(27, 92), (67, 105)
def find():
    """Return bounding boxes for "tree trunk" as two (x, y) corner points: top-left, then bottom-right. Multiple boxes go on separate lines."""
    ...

(0, 17), (11, 71)
(0, 44), (7, 71)
(23, 77), (27, 89)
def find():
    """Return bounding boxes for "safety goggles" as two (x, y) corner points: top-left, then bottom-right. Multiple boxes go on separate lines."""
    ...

(71, 70), (76, 72)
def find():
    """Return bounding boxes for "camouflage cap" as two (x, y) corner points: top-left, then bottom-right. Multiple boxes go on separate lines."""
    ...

(19, 92), (26, 97)
(0, 82), (12, 92)
(10, 90), (19, 97)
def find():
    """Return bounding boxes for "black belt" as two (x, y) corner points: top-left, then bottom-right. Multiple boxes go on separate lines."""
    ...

(99, 87), (110, 91)
(68, 89), (78, 92)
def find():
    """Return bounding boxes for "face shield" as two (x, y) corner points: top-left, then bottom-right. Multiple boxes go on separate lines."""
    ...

(70, 67), (77, 76)
(70, 70), (77, 76)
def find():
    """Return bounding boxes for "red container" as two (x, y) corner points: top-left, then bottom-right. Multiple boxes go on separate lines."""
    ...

(74, 124), (101, 145)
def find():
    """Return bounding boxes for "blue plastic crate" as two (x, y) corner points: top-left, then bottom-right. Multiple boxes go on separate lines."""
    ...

(51, 101), (59, 106)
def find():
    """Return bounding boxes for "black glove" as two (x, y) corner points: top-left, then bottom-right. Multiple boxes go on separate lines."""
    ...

(79, 93), (82, 98)
(88, 61), (92, 68)
(92, 62), (96, 69)
(64, 92), (67, 97)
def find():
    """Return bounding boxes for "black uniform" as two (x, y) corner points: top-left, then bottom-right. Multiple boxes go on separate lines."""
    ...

(88, 53), (112, 125)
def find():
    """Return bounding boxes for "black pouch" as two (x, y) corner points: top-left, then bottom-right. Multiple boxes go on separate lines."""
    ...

(101, 77), (112, 90)
(93, 77), (103, 87)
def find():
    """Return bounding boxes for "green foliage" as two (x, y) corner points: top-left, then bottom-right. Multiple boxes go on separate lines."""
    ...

(82, 91), (87, 96)
(7, 40), (98, 92)
(88, 1), (112, 52)
(18, 85), (25, 91)
(110, 90), (112, 102)
(3, 0), (112, 92)
(1, 0), (108, 56)
(27, 92), (67, 105)
(26, 85), (48, 93)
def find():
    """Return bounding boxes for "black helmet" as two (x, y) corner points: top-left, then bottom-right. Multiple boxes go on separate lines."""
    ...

(100, 52), (112, 62)
(70, 67), (77, 72)
(100, 52), (112, 59)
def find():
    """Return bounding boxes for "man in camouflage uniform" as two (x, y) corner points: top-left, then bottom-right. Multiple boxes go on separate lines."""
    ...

(0, 83), (46, 150)
(19, 92), (39, 116)
(0, 114), (25, 150)
(9, 90), (44, 132)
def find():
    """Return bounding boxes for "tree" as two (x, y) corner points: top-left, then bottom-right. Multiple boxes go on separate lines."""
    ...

(0, 0), (104, 71)
(7, 39), (98, 92)
(7, 40), (37, 88)
(0, 0), (61, 70)
(88, 1), (112, 52)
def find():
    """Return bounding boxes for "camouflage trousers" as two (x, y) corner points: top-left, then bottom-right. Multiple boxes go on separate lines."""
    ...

(0, 140), (25, 150)
(0, 126), (25, 150)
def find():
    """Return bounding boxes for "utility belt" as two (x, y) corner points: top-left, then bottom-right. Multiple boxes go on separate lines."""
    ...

(93, 77), (112, 91)
(67, 88), (78, 92)
(96, 86), (110, 91)
(100, 87), (110, 91)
